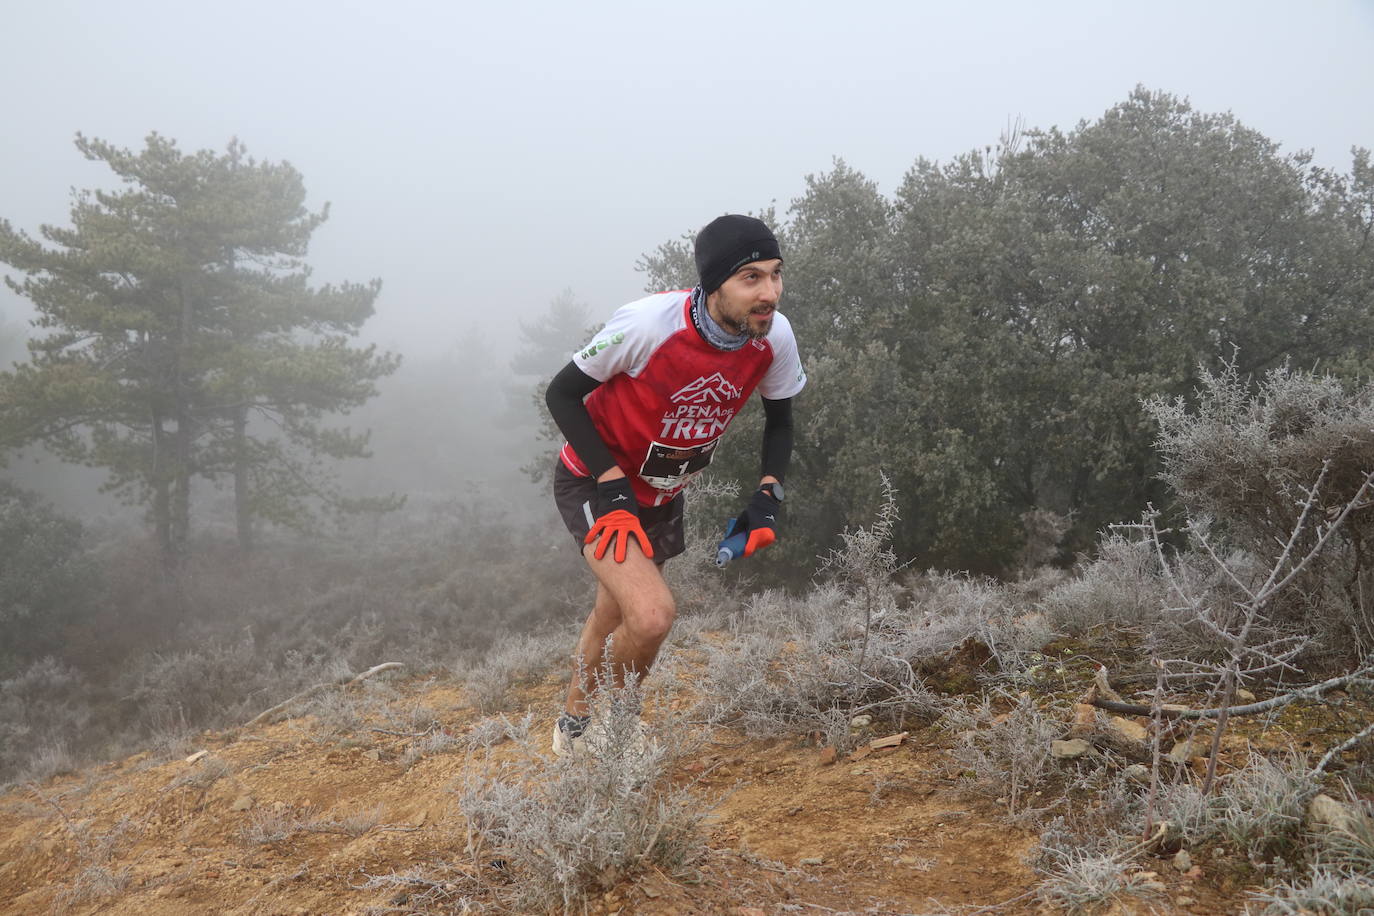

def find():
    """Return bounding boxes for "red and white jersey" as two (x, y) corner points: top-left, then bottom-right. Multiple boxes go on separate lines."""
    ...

(559, 290), (806, 506)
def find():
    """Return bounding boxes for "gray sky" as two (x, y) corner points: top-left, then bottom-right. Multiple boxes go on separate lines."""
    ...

(3, 0), (1373, 359)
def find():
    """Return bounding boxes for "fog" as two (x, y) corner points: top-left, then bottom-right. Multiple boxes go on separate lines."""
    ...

(2, 0), (1372, 516)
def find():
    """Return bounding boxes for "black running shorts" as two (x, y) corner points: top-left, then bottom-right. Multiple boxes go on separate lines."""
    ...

(553, 460), (686, 562)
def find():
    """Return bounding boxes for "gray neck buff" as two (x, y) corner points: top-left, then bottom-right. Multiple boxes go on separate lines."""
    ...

(690, 287), (749, 352)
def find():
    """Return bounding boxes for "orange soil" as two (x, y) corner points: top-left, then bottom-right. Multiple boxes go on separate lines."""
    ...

(0, 670), (1278, 915)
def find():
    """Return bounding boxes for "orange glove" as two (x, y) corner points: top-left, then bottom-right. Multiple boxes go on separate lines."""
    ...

(584, 478), (653, 562)
(585, 509), (654, 562)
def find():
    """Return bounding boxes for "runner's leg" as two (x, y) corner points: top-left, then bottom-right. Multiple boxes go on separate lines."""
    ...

(563, 542), (675, 716)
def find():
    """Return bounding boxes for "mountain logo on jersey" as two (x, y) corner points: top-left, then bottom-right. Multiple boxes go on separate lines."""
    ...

(670, 373), (741, 405)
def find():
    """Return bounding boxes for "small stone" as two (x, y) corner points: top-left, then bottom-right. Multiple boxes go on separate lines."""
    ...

(185, 750), (210, 764)
(1051, 738), (1091, 760)
(786, 806), (803, 816)
(1172, 849), (1192, 872)
(362, 749), (382, 762)
(231, 795), (255, 812)
(1306, 793), (1372, 838)
(850, 714), (873, 729)
(1234, 689), (1256, 703)
(1175, 896), (1196, 907)
(1108, 716), (1148, 742)
(1122, 764), (1150, 784)
(798, 856), (824, 866)
(1070, 703), (1097, 736)
(1167, 737), (1207, 764)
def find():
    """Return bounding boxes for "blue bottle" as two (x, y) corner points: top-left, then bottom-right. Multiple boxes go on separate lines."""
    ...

(715, 518), (749, 568)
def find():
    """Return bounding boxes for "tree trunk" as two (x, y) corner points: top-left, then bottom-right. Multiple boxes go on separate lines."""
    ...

(234, 405), (253, 556)
(150, 411), (176, 575)
(171, 417), (191, 567)
(153, 474), (175, 574)
(169, 279), (194, 568)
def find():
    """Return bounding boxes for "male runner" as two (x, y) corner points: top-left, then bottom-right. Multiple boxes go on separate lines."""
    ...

(544, 214), (806, 756)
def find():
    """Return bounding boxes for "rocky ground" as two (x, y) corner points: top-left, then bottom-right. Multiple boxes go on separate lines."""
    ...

(1, 651), (1369, 915)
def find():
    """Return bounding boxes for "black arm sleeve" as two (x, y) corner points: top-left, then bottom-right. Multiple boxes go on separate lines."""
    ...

(760, 396), (794, 482)
(545, 361), (618, 478)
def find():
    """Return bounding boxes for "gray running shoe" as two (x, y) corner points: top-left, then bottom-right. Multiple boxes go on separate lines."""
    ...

(551, 713), (591, 757)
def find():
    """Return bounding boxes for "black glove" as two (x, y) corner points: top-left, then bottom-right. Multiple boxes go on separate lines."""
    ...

(732, 486), (782, 557)
(594, 477), (639, 519)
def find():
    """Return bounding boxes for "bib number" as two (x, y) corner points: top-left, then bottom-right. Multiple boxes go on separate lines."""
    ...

(639, 438), (720, 492)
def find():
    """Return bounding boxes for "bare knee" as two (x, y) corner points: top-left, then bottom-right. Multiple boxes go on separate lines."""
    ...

(623, 593), (676, 646)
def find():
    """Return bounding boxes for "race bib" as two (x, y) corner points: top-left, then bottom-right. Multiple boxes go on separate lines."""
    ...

(638, 438), (720, 491)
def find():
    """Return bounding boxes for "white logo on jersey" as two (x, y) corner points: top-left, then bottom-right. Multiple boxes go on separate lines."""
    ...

(670, 373), (741, 405)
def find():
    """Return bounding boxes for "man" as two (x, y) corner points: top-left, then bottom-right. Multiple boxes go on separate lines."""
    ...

(544, 214), (806, 756)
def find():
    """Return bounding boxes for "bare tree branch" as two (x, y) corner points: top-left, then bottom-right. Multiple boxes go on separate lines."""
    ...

(1087, 666), (1373, 719)
(243, 662), (404, 728)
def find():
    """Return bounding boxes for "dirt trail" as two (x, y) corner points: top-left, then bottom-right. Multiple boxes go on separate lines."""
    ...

(0, 669), (1239, 915)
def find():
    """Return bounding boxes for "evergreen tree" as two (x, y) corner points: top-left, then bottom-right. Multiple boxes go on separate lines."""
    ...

(0, 133), (398, 567)
(649, 89), (1374, 578)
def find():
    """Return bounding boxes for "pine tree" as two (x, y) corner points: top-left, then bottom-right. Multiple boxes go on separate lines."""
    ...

(0, 133), (399, 568)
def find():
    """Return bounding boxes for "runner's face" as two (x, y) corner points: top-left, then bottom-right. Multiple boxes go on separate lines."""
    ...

(706, 259), (784, 340)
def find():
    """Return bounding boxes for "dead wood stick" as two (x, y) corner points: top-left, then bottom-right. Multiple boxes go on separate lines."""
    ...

(1086, 669), (1373, 720)
(1315, 721), (1374, 775)
(244, 662), (404, 728)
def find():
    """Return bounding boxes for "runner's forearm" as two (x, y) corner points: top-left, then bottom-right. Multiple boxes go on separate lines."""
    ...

(546, 361), (618, 479)
(760, 396), (794, 483)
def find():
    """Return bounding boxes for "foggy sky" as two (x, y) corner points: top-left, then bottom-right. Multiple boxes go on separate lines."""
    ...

(3, 0), (1372, 361)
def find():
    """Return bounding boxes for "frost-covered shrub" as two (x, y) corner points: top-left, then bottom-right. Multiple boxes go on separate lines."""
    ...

(941, 692), (1064, 813)
(1147, 362), (1374, 660)
(1152, 753), (1316, 865)
(689, 583), (945, 749)
(1038, 533), (1167, 635)
(456, 682), (706, 911)
(458, 629), (571, 713)
(0, 657), (94, 783)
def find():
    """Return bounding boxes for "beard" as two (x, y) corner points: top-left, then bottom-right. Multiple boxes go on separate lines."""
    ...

(720, 312), (773, 339)
(716, 294), (775, 340)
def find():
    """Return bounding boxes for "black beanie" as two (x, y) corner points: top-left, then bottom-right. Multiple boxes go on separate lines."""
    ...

(694, 215), (783, 295)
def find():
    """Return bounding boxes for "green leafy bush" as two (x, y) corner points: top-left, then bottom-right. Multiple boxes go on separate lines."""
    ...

(0, 482), (96, 672)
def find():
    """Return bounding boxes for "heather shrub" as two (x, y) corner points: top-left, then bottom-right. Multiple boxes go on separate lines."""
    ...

(1151, 753), (1317, 866)
(0, 657), (95, 783)
(1035, 851), (1165, 914)
(459, 629), (572, 713)
(1147, 362), (1374, 662)
(941, 692), (1064, 815)
(689, 583), (946, 750)
(1038, 532), (1168, 635)
(1255, 797), (1374, 913)
(0, 499), (590, 783)
(455, 681), (707, 911)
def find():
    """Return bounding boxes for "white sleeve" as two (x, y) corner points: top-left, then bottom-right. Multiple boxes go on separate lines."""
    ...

(757, 312), (807, 400)
(569, 296), (664, 382)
